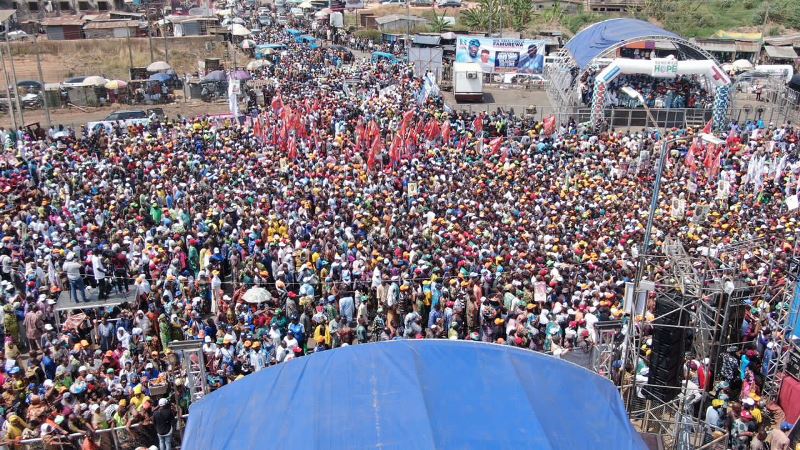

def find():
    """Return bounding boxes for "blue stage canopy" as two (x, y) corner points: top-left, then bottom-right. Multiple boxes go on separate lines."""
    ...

(565, 18), (682, 70)
(183, 340), (646, 450)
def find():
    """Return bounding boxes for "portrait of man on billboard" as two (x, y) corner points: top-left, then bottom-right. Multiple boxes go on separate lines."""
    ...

(465, 38), (482, 62)
(518, 43), (544, 74)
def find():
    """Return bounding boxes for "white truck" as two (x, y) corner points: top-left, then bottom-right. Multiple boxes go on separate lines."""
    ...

(452, 62), (483, 102)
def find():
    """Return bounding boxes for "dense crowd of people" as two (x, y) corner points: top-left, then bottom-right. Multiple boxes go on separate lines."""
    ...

(581, 72), (715, 109)
(0, 8), (797, 450)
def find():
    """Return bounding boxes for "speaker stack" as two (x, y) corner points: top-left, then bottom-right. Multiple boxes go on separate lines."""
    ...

(645, 291), (688, 403)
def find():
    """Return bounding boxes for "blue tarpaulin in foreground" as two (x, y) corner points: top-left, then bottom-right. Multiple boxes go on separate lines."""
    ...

(183, 340), (646, 450)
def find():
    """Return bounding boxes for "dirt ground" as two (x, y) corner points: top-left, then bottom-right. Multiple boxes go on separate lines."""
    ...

(0, 99), (232, 130)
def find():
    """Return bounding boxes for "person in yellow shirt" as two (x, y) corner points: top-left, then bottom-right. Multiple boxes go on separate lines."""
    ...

(313, 323), (331, 348)
(129, 384), (151, 411)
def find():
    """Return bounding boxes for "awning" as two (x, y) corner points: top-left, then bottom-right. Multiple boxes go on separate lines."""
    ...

(412, 34), (440, 46)
(765, 45), (798, 60)
(735, 41), (760, 53)
(695, 41), (735, 53)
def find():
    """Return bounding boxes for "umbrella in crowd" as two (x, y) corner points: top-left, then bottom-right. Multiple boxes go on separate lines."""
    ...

(203, 70), (228, 81)
(230, 24), (251, 37)
(242, 287), (272, 304)
(241, 39), (257, 49)
(147, 60), (172, 72)
(733, 59), (754, 71)
(246, 59), (270, 70)
(149, 72), (172, 82)
(230, 69), (252, 81)
(104, 80), (128, 90)
(81, 76), (108, 87)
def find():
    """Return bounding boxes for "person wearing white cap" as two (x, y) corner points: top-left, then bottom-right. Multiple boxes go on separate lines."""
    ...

(62, 251), (87, 303)
(153, 397), (175, 450)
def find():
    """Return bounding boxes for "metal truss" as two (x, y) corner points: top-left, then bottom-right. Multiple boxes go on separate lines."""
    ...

(621, 235), (788, 449)
(545, 33), (722, 120)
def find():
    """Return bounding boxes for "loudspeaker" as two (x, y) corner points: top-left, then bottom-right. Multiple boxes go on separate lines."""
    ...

(645, 292), (688, 402)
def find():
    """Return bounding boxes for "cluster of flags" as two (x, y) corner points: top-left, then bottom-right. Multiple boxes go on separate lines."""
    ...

(248, 103), (560, 171)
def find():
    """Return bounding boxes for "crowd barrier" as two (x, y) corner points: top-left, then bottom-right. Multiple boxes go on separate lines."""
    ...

(12, 414), (189, 449)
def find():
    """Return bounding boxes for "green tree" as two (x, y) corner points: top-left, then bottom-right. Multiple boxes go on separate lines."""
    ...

(459, 0), (504, 32)
(429, 9), (452, 33)
(505, 0), (536, 32)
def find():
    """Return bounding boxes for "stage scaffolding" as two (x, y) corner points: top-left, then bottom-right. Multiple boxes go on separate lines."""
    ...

(619, 235), (790, 449)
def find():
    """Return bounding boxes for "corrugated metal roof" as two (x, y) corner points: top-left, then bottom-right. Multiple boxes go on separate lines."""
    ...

(694, 40), (735, 53)
(375, 14), (427, 25)
(735, 41), (760, 53)
(412, 34), (440, 46)
(764, 33), (800, 46)
(765, 45), (798, 59)
(83, 20), (140, 30)
(0, 10), (16, 23)
(41, 16), (87, 27)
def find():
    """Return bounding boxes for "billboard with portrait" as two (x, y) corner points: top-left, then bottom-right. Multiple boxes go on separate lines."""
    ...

(455, 36), (546, 74)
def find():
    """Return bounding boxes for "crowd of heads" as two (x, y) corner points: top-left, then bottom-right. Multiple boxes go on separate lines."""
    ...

(0, 11), (797, 450)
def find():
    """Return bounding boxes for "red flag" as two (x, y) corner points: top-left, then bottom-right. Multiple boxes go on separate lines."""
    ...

(702, 119), (713, 135)
(368, 120), (379, 142)
(390, 134), (402, 164)
(355, 123), (366, 145)
(543, 115), (556, 136)
(725, 128), (738, 147)
(400, 110), (415, 136)
(271, 95), (284, 113)
(685, 139), (699, 172)
(472, 114), (483, 134)
(489, 137), (503, 155)
(415, 118), (426, 136)
(253, 117), (262, 139)
(369, 135), (385, 170)
(287, 137), (298, 160)
(441, 120), (451, 143)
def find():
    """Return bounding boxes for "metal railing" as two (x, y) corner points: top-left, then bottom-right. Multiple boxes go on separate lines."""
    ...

(13, 414), (189, 449)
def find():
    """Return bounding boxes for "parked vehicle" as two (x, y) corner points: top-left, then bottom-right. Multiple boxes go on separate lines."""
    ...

(437, 0), (461, 7)
(371, 51), (401, 64)
(453, 62), (483, 102)
(86, 110), (151, 134)
(21, 93), (43, 109)
(381, 0), (405, 4)
(62, 76), (89, 88)
(411, 0), (433, 5)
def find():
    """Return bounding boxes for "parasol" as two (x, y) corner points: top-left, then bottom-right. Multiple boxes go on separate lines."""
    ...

(241, 39), (257, 49)
(230, 69), (251, 80)
(243, 287), (272, 304)
(149, 72), (171, 82)
(104, 79), (128, 90)
(203, 70), (228, 81)
(229, 24), (251, 36)
(732, 59), (753, 71)
(246, 60), (270, 70)
(147, 60), (172, 72)
(82, 76), (108, 87)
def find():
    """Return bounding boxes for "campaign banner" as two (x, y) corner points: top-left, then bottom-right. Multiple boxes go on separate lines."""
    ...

(455, 36), (546, 74)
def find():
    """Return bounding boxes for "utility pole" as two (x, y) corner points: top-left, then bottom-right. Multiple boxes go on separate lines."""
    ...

(405, 0), (410, 62)
(147, 15), (155, 62)
(126, 29), (134, 76)
(755, 0), (769, 64)
(162, 19), (169, 64)
(0, 44), (17, 130)
(4, 21), (24, 127)
(33, 31), (51, 128)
